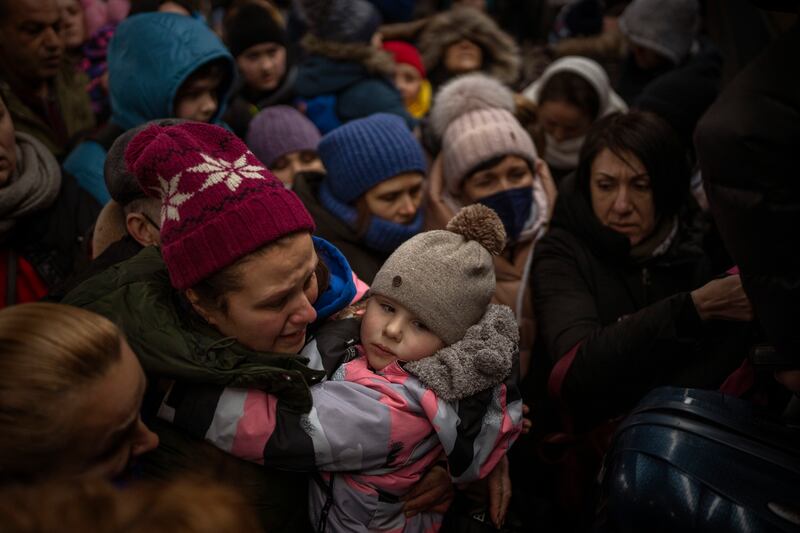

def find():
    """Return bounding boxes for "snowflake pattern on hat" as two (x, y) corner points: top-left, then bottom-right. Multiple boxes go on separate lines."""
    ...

(124, 121), (316, 290)
(155, 172), (194, 223)
(188, 152), (265, 192)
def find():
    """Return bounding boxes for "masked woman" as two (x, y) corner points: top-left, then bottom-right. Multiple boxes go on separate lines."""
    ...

(425, 73), (557, 377)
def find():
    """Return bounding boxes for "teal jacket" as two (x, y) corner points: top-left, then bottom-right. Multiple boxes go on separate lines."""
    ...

(63, 13), (235, 205)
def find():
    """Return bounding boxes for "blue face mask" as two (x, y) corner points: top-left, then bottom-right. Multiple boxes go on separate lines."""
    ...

(477, 186), (535, 242)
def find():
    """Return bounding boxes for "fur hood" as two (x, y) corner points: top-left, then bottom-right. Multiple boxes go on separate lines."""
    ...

(418, 7), (521, 86)
(301, 33), (395, 77)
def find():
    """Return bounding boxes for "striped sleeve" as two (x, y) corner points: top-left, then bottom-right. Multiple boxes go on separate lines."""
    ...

(158, 379), (412, 473)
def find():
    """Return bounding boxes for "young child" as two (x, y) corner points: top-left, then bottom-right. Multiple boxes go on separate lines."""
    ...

(383, 40), (432, 119)
(63, 12), (234, 205)
(158, 204), (524, 532)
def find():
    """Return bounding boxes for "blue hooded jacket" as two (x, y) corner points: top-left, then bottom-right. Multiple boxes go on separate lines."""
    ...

(64, 13), (235, 205)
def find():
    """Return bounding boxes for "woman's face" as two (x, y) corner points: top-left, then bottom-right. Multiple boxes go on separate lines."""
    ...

(539, 99), (593, 143)
(461, 155), (534, 203)
(0, 97), (17, 186)
(364, 172), (424, 224)
(270, 150), (323, 188)
(190, 232), (319, 354)
(393, 63), (423, 106)
(443, 39), (482, 74)
(70, 340), (159, 481)
(590, 148), (656, 246)
(57, 0), (85, 49)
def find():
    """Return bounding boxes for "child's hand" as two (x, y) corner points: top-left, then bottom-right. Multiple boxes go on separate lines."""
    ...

(401, 464), (454, 517)
(521, 403), (532, 434)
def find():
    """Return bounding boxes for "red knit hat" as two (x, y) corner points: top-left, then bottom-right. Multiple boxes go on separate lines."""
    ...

(383, 40), (426, 78)
(124, 122), (316, 290)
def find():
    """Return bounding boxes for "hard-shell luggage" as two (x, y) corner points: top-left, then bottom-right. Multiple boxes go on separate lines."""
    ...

(597, 387), (800, 533)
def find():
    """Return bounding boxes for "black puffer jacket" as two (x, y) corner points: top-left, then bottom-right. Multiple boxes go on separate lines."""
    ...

(531, 176), (751, 428)
(696, 23), (800, 366)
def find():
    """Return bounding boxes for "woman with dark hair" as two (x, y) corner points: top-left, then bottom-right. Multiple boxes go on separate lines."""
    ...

(523, 56), (627, 179)
(531, 110), (754, 430)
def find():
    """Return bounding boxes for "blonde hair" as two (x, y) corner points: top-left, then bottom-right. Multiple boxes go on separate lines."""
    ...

(0, 477), (262, 532)
(0, 303), (122, 482)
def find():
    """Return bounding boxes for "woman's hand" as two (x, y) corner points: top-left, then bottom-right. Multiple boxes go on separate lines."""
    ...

(690, 274), (754, 322)
(535, 159), (558, 223)
(401, 464), (454, 517)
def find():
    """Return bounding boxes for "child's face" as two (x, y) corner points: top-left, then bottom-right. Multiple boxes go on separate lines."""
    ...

(236, 42), (287, 93)
(174, 75), (221, 123)
(393, 63), (422, 106)
(361, 295), (445, 371)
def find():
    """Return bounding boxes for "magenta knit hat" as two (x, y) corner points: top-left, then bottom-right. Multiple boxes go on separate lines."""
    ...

(125, 122), (316, 290)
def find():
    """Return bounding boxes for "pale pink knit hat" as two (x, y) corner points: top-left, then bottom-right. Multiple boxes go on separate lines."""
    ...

(441, 108), (538, 195)
(430, 73), (538, 193)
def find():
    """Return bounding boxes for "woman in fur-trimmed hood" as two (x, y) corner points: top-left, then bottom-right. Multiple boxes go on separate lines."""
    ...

(418, 6), (521, 89)
(293, 0), (414, 132)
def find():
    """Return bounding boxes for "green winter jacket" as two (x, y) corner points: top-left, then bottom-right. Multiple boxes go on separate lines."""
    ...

(62, 245), (322, 532)
(0, 64), (95, 159)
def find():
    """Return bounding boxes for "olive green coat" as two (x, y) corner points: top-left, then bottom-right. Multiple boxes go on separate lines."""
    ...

(63, 246), (322, 532)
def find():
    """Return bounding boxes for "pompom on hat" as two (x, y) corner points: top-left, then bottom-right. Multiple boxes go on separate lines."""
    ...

(124, 122), (315, 290)
(429, 72), (516, 138)
(371, 204), (505, 345)
(104, 118), (187, 206)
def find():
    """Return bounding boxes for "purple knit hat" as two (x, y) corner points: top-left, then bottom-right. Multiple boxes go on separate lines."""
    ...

(125, 122), (316, 290)
(246, 106), (322, 168)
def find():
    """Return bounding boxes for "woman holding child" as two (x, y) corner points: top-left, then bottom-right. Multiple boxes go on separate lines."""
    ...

(63, 122), (517, 531)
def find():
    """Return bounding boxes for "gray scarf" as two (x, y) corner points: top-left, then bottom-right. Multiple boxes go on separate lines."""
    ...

(405, 304), (519, 401)
(0, 132), (61, 238)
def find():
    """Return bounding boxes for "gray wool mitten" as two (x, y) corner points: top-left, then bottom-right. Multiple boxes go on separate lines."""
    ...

(404, 304), (519, 402)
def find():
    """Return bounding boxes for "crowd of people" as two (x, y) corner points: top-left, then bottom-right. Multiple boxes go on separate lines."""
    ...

(0, 0), (798, 531)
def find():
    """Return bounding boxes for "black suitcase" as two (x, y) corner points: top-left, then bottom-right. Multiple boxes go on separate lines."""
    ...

(596, 387), (800, 533)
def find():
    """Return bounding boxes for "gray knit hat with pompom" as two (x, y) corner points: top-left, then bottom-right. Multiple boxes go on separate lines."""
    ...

(371, 204), (505, 345)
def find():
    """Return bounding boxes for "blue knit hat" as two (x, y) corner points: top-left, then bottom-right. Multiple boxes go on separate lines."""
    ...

(318, 113), (427, 204)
